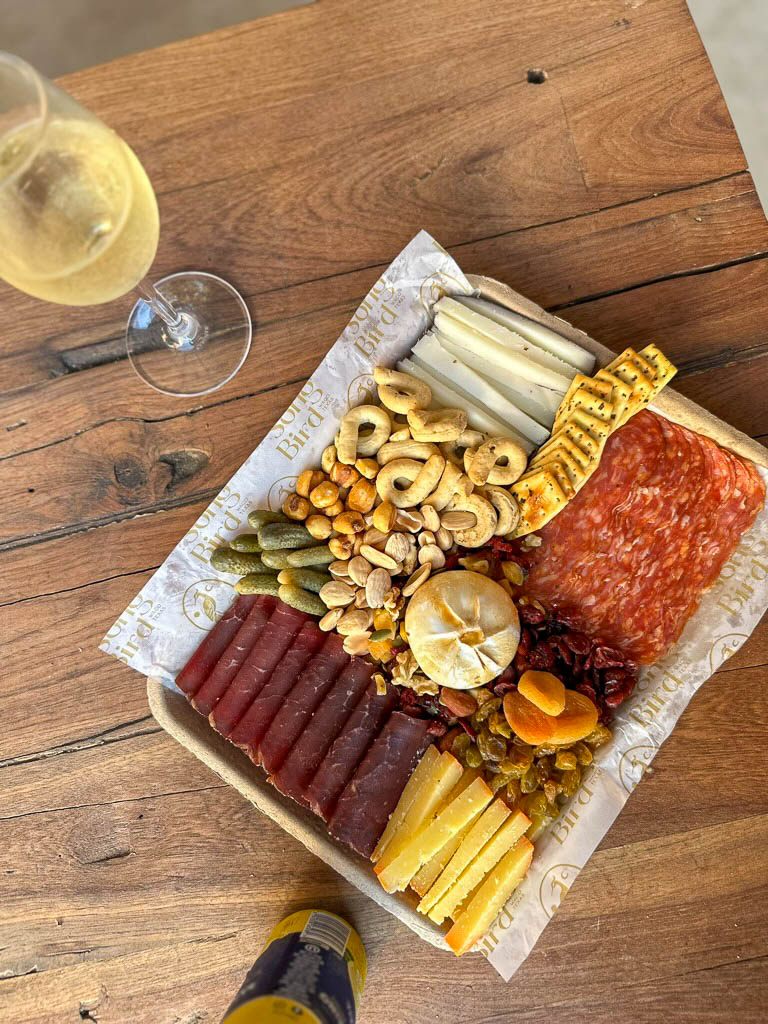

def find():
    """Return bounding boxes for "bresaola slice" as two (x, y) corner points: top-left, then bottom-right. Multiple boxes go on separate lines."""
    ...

(191, 595), (277, 716)
(328, 712), (432, 859)
(175, 595), (260, 697)
(209, 602), (310, 735)
(259, 633), (349, 774)
(229, 621), (325, 755)
(270, 658), (374, 804)
(306, 680), (397, 821)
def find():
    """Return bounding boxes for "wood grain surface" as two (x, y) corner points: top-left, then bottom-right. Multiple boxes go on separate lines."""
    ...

(1, 1), (767, 1021)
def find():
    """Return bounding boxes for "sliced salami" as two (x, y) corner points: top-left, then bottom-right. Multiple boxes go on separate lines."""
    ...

(523, 410), (765, 664)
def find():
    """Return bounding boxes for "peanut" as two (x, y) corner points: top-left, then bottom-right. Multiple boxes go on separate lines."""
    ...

(418, 544), (446, 569)
(343, 632), (373, 656)
(333, 510), (366, 535)
(348, 477), (377, 513)
(360, 545), (400, 572)
(434, 526), (453, 551)
(363, 526), (390, 548)
(310, 480), (340, 509)
(502, 561), (525, 585)
(395, 508), (423, 533)
(402, 563), (431, 597)
(319, 607), (343, 631)
(282, 494), (311, 521)
(373, 501), (397, 533)
(419, 504), (441, 532)
(306, 514), (333, 540)
(417, 530), (436, 548)
(354, 588), (370, 608)
(296, 469), (325, 497)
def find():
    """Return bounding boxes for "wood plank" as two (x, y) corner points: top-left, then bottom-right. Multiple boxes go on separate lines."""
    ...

(1, 786), (764, 1018)
(0, 0), (744, 376)
(3, 176), (766, 463)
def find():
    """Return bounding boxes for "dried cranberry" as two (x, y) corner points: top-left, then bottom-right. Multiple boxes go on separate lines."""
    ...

(426, 720), (448, 737)
(528, 643), (555, 670)
(400, 705), (423, 718)
(517, 628), (533, 656)
(488, 536), (520, 555)
(459, 718), (477, 739)
(552, 609), (583, 630)
(575, 681), (598, 705)
(593, 645), (626, 669)
(513, 651), (529, 674)
(550, 636), (573, 665)
(443, 552), (461, 570)
(563, 632), (590, 655)
(493, 679), (518, 697)
(519, 604), (546, 626)
(571, 655), (585, 677)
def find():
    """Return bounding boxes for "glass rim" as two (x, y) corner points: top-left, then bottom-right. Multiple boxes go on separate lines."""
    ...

(0, 52), (49, 188)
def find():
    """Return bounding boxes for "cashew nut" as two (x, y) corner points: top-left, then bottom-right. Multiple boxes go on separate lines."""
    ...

(374, 367), (432, 414)
(337, 405), (392, 464)
(376, 454), (446, 509)
(480, 484), (521, 536)
(407, 407), (467, 442)
(377, 439), (440, 465)
(446, 492), (498, 547)
(440, 429), (486, 468)
(422, 461), (474, 511)
(464, 436), (528, 486)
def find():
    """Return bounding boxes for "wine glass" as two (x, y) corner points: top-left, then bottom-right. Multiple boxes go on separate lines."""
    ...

(0, 53), (251, 396)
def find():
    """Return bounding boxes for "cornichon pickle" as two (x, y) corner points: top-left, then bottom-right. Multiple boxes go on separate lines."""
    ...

(230, 533), (262, 552)
(260, 550), (295, 570)
(235, 572), (280, 595)
(258, 522), (315, 550)
(286, 544), (334, 567)
(277, 568), (332, 593)
(247, 509), (288, 529)
(211, 548), (264, 574)
(278, 584), (326, 616)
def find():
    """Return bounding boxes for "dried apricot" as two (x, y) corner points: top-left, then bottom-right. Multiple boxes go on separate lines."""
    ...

(517, 670), (566, 716)
(549, 690), (598, 745)
(503, 690), (556, 746)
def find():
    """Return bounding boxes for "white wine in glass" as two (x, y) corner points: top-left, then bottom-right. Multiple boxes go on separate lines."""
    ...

(0, 53), (251, 396)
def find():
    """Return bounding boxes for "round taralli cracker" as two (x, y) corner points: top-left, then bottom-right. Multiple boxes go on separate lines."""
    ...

(405, 571), (520, 689)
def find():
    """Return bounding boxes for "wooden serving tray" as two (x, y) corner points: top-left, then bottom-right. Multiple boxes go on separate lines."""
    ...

(147, 275), (768, 952)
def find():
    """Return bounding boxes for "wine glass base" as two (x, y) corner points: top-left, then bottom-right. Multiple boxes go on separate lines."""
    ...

(126, 271), (252, 396)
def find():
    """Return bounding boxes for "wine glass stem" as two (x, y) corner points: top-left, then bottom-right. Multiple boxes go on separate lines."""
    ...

(136, 278), (199, 350)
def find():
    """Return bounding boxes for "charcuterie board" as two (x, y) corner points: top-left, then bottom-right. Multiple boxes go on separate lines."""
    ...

(141, 257), (768, 975)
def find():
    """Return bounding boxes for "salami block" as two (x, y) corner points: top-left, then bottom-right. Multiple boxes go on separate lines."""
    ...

(306, 681), (398, 821)
(259, 634), (349, 774)
(270, 658), (374, 804)
(328, 713), (432, 859)
(175, 595), (259, 698)
(229, 621), (324, 755)
(208, 601), (310, 735)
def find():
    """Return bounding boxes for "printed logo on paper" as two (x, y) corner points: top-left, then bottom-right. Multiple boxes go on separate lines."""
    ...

(708, 632), (748, 673)
(618, 743), (658, 794)
(347, 373), (376, 409)
(418, 271), (468, 315)
(182, 578), (236, 631)
(538, 863), (581, 919)
(267, 475), (299, 512)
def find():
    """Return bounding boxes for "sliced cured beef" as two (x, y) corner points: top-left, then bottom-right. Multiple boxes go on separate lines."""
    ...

(306, 681), (397, 821)
(270, 658), (374, 804)
(522, 410), (765, 664)
(328, 712), (432, 859)
(259, 634), (349, 774)
(175, 595), (259, 697)
(229, 621), (324, 755)
(209, 601), (310, 735)
(189, 595), (276, 716)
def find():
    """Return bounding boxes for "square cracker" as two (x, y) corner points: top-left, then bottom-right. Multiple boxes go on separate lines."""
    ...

(511, 468), (568, 535)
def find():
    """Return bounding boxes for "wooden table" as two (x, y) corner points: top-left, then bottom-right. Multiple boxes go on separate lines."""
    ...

(3, 1), (767, 1020)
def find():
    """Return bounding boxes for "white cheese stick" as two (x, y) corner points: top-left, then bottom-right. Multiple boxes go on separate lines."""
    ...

(412, 332), (549, 445)
(434, 310), (573, 393)
(437, 297), (582, 383)
(456, 295), (596, 374)
(437, 332), (563, 426)
(397, 358), (534, 453)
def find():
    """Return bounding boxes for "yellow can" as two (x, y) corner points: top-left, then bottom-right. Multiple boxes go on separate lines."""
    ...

(222, 910), (366, 1024)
